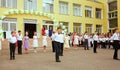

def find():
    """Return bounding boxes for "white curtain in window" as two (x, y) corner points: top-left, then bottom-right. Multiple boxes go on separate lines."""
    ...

(24, 0), (37, 10)
(1, 0), (6, 7)
(59, 2), (68, 14)
(1, 0), (17, 8)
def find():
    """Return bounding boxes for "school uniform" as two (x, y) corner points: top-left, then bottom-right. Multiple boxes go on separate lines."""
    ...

(109, 37), (113, 48)
(17, 34), (23, 54)
(54, 33), (62, 62)
(112, 33), (120, 60)
(59, 34), (64, 56)
(98, 38), (102, 48)
(79, 36), (83, 46)
(101, 38), (106, 48)
(83, 34), (89, 50)
(8, 36), (17, 60)
(93, 34), (99, 53)
(105, 37), (109, 49)
(88, 36), (93, 47)
(51, 34), (55, 52)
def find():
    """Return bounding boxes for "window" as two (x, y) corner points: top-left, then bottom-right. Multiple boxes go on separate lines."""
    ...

(59, 2), (68, 14)
(85, 6), (92, 18)
(108, 1), (117, 11)
(59, 22), (69, 32)
(108, 11), (117, 19)
(2, 22), (8, 31)
(73, 4), (82, 16)
(109, 18), (118, 28)
(86, 24), (93, 34)
(24, 0), (37, 10)
(73, 23), (82, 33)
(43, 0), (54, 13)
(2, 18), (17, 39)
(96, 8), (102, 19)
(96, 25), (102, 33)
(1, 0), (17, 8)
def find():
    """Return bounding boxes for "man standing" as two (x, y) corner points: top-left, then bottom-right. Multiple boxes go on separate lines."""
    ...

(17, 30), (23, 55)
(54, 27), (62, 62)
(112, 29), (120, 60)
(93, 31), (99, 53)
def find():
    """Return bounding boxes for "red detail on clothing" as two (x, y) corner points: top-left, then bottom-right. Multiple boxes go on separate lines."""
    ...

(42, 28), (45, 36)
(72, 35), (74, 42)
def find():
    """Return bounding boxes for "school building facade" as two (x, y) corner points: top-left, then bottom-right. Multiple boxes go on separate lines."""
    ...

(0, 0), (109, 38)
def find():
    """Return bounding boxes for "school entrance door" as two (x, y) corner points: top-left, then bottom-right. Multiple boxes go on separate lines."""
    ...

(24, 24), (36, 38)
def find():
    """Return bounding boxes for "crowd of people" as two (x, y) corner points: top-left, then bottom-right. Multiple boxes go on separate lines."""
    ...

(0, 26), (120, 62)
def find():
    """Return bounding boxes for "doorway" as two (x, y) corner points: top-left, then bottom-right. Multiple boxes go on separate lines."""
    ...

(25, 23), (36, 38)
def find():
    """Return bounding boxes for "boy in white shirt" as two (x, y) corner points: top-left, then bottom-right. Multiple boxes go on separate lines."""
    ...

(17, 30), (23, 55)
(8, 31), (17, 60)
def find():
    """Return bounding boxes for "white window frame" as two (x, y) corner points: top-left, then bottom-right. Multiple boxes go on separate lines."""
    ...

(96, 8), (102, 19)
(24, 0), (38, 11)
(85, 6), (92, 18)
(43, 0), (54, 13)
(73, 26), (82, 33)
(96, 25), (102, 33)
(0, 0), (17, 8)
(59, 1), (69, 15)
(2, 18), (17, 39)
(73, 4), (82, 16)
(86, 24), (93, 34)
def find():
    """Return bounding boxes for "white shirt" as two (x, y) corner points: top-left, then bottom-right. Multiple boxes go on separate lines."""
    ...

(17, 34), (23, 41)
(109, 37), (113, 42)
(79, 36), (83, 41)
(93, 34), (98, 41)
(59, 34), (64, 43)
(45, 30), (49, 36)
(43, 36), (47, 41)
(54, 33), (64, 43)
(102, 38), (106, 42)
(84, 34), (89, 39)
(112, 33), (120, 40)
(8, 36), (17, 43)
(99, 38), (102, 41)
(51, 34), (55, 41)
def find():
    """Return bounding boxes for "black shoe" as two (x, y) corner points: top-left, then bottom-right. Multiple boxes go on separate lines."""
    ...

(10, 58), (12, 60)
(60, 54), (63, 56)
(56, 60), (61, 62)
(94, 52), (97, 53)
(113, 58), (120, 60)
(13, 57), (15, 60)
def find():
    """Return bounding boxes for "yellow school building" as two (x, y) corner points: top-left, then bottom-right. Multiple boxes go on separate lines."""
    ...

(0, 0), (117, 38)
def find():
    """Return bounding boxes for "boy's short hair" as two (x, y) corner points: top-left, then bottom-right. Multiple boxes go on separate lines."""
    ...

(11, 31), (15, 34)
(18, 30), (21, 33)
(57, 27), (62, 30)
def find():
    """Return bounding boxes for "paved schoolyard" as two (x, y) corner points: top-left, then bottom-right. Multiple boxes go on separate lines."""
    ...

(0, 47), (120, 70)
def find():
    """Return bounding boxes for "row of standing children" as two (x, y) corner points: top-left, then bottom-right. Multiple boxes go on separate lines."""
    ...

(8, 30), (49, 60)
(68, 32), (114, 50)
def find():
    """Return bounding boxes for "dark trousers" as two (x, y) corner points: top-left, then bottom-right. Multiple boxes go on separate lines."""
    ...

(60, 43), (64, 55)
(84, 39), (89, 50)
(101, 42), (106, 48)
(113, 40), (119, 59)
(18, 41), (22, 54)
(93, 41), (97, 53)
(52, 41), (55, 52)
(10, 43), (16, 59)
(55, 41), (61, 61)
